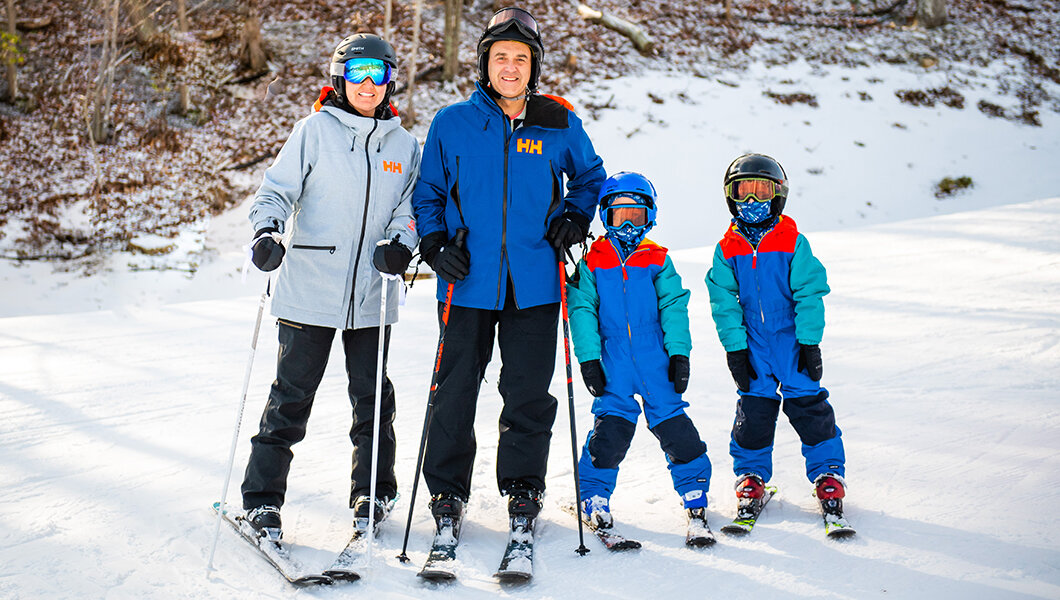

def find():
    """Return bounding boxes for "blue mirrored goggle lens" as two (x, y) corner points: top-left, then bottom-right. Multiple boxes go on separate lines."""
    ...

(344, 58), (392, 85)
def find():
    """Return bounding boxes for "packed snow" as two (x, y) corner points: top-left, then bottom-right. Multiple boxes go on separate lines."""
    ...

(2, 60), (1059, 599)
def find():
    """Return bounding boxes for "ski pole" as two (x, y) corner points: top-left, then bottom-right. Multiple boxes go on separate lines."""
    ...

(363, 266), (396, 572)
(558, 249), (590, 556)
(397, 227), (467, 563)
(207, 278), (270, 575)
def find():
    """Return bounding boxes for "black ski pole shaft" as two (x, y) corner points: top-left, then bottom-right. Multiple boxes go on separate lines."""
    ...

(397, 228), (467, 563)
(558, 249), (590, 556)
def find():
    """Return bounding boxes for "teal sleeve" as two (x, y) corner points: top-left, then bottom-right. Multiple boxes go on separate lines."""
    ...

(790, 234), (830, 345)
(705, 243), (748, 352)
(566, 260), (602, 363)
(655, 256), (692, 357)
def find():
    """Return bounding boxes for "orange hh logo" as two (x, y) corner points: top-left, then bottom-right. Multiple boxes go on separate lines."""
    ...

(517, 138), (542, 155)
(383, 161), (403, 173)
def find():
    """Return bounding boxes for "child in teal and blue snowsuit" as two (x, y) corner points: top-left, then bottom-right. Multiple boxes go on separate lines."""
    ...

(567, 172), (714, 543)
(705, 154), (850, 529)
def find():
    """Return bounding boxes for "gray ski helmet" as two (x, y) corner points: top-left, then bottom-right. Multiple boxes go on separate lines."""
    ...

(329, 33), (398, 118)
(477, 7), (544, 92)
(723, 153), (789, 219)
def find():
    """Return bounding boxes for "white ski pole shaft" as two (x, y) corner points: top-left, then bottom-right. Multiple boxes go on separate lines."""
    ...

(364, 271), (390, 571)
(207, 281), (269, 575)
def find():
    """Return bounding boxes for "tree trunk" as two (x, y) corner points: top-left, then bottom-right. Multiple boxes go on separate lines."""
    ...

(4, 0), (16, 101)
(239, 1), (267, 72)
(90, 0), (120, 143)
(404, 0), (424, 124)
(442, 0), (462, 81)
(384, 0), (392, 42)
(916, 0), (947, 28)
(124, 0), (157, 43)
(176, 0), (189, 114)
(725, 0), (733, 22)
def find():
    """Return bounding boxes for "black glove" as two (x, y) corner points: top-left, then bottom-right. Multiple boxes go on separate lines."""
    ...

(726, 349), (757, 392)
(580, 360), (606, 397)
(421, 231), (469, 284)
(798, 344), (823, 381)
(668, 355), (690, 394)
(372, 237), (413, 275)
(546, 212), (590, 249)
(251, 227), (285, 272)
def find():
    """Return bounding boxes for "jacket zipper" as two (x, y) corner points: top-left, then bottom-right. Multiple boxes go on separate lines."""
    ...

(613, 239), (653, 396)
(497, 117), (512, 309)
(348, 119), (379, 329)
(291, 244), (336, 254)
(734, 226), (767, 324)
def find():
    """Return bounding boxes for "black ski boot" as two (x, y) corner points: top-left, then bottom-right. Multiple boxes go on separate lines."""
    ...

(430, 492), (464, 541)
(505, 482), (543, 531)
(244, 505), (282, 542)
(352, 495), (393, 532)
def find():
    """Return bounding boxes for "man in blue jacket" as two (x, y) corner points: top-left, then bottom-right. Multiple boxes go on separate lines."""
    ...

(412, 7), (605, 539)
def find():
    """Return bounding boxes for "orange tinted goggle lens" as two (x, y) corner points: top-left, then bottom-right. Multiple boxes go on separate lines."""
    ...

(609, 205), (647, 227)
(729, 179), (777, 202)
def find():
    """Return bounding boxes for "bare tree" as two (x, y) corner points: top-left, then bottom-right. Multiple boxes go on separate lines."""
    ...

(89, 0), (120, 143)
(725, 0), (733, 22)
(917, 0), (947, 28)
(405, 0), (424, 124)
(176, 0), (189, 114)
(442, 0), (463, 81)
(239, 0), (267, 72)
(3, 0), (17, 101)
(384, 0), (392, 42)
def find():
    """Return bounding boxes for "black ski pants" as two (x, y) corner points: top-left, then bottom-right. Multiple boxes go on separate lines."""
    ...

(241, 319), (396, 510)
(422, 293), (559, 500)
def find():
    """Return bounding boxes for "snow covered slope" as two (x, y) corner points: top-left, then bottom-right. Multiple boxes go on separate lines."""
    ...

(2, 196), (1058, 599)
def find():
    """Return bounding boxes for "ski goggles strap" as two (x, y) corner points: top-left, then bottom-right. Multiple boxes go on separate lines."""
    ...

(337, 58), (394, 85)
(727, 178), (780, 203)
(487, 7), (539, 36)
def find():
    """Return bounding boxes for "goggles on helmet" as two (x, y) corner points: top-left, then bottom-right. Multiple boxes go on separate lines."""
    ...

(486, 7), (540, 37)
(343, 58), (394, 86)
(726, 178), (781, 203)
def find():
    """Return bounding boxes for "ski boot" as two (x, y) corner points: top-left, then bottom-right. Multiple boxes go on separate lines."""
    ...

(506, 482), (543, 532)
(244, 504), (283, 543)
(814, 473), (855, 537)
(581, 495), (614, 529)
(429, 492), (464, 542)
(352, 495), (393, 533)
(735, 473), (766, 521)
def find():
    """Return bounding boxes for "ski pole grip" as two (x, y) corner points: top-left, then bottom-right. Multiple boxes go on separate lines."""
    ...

(452, 228), (468, 250)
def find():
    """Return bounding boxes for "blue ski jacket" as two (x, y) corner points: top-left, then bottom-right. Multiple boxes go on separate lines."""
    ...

(705, 216), (829, 352)
(568, 237), (692, 394)
(412, 83), (605, 310)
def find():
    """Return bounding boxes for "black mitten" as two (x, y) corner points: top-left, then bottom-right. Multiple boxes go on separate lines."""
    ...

(251, 227), (285, 272)
(580, 360), (607, 397)
(372, 237), (413, 275)
(726, 349), (758, 392)
(668, 354), (690, 394)
(798, 344), (823, 381)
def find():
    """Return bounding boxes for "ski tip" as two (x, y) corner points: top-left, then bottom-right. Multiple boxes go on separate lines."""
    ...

(686, 536), (718, 548)
(418, 570), (457, 583)
(720, 525), (752, 536)
(292, 575), (334, 587)
(494, 570), (533, 582)
(322, 570), (361, 582)
(827, 527), (857, 539)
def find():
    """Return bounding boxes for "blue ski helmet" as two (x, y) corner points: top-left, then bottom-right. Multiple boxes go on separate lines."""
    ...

(598, 172), (657, 247)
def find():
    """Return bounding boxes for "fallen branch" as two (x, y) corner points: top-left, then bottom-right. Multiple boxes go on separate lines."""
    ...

(1, 15), (54, 31)
(575, 3), (655, 55)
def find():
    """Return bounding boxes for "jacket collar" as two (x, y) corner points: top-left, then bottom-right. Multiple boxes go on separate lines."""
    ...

(319, 105), (401, 139)
(471, 82), (570, 130)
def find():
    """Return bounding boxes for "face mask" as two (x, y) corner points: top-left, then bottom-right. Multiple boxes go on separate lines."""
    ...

(735, 200), (773, 224)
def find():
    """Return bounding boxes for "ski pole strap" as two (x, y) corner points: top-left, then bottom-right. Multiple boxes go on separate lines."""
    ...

(380, 271), (406, 306)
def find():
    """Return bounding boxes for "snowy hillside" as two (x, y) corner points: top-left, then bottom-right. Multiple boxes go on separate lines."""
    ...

(2, 64), (1060, 598)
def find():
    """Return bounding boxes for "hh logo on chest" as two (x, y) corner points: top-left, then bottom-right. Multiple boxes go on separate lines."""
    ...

(516, 138), (542, 155)
(383, 161), (403, 174)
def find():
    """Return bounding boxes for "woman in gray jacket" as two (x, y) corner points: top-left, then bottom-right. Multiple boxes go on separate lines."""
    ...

(239, 33), (420, 540)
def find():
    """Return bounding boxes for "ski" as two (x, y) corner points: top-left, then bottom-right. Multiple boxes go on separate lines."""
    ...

(417, 515), (461, 582)
(322, 496), (399, 581)
(822, 505), (856, 538)
(685, 507), (717, 548)
(720, 485), (777, 535)
(211, 502), (333, 587)
(494, 515), (534, 582)
(563, 504), (640, 551)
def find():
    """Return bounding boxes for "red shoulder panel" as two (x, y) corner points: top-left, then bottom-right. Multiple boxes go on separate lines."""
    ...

(719, 224), (752, 260)
(625, 239), (668, 269)
(757, 216), (798, 254)
(586, 238), (620, 271)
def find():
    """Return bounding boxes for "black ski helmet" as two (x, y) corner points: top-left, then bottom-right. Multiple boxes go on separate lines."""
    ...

(329, 33), (398, 118)
(723, 153), (789, 219)
(477, 7), (544, 93)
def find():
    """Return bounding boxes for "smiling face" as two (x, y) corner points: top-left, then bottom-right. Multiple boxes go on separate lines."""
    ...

(487, 40), (533, 100)
(345, 78), (387, 117)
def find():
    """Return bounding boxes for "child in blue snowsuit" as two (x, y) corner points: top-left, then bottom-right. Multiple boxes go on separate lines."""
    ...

(567, 172), (714, 541)
(705, 154), (849, 527)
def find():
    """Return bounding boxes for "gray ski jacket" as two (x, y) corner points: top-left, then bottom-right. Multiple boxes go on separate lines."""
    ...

(249, 104), (421, 329)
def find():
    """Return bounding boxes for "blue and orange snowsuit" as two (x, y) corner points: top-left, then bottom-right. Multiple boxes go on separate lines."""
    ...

(706, 216), (845, 483)
(568, 237), (712, 508)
